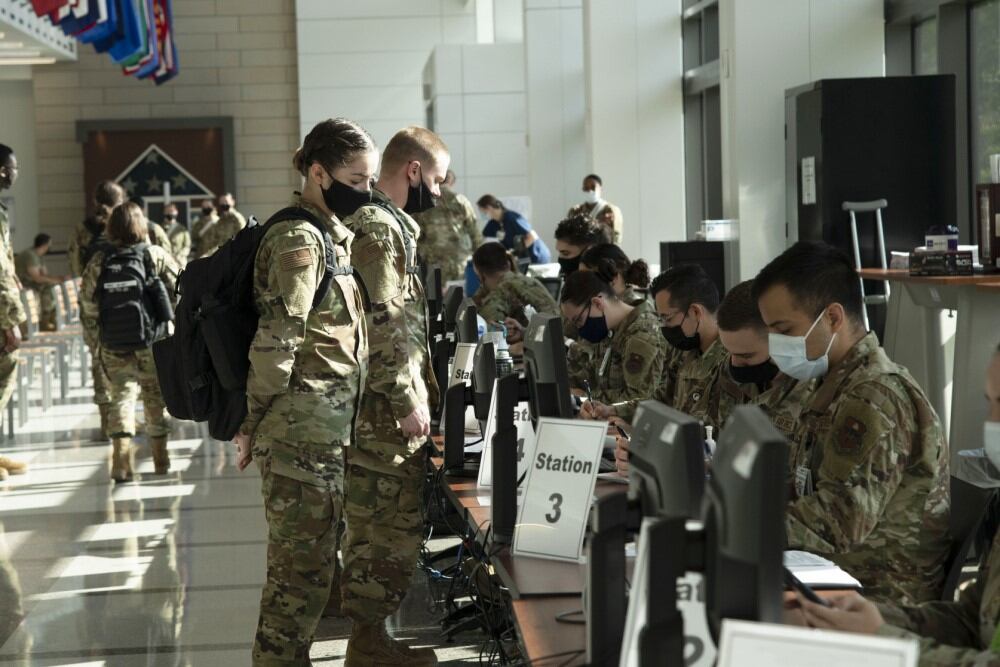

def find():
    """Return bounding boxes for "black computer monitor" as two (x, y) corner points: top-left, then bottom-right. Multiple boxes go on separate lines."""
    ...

(701, 404), (787, 638)
(442, 285), (464, 336)
(471, 341), (496, 423)
(628, 401), (705, 519)
(425, 265), (443, 322)
(539, 276), (563, 302)
(523, 313), (575, 425)
(455, 300), (479, 344)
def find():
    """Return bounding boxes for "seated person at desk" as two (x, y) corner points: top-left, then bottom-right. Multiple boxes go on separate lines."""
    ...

(754, 241), (951, 605)
(695, 280), (813, 437)
(477, 194), (551, 265)
(582, 264), (727, 422)
(568, 243), (657, 387)
(559, 270), (667, 405)
(473, 242), (558, 342)
(793, 342), (1000, 666)
(580, 242), (650, 306)
(15, 233), (67, 332)
(554, 215), (609, 276)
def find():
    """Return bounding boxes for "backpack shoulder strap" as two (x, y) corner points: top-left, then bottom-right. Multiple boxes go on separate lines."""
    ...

(260, 206), (343, 309)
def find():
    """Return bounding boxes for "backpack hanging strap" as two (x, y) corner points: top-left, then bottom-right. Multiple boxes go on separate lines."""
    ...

(258, 206), (337, 310)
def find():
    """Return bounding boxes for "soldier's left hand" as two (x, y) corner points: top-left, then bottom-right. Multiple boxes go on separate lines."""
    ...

(799, 591), (884, 635)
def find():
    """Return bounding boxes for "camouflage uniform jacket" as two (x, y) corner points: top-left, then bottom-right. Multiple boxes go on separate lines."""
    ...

(163, 222), (191, 266)
(0, 202), (25, 330)
(478, 271), (559, 326)
(567, 200), (623, 244)
(566, 300), (666, 405)
(699, 367), (811, 438)
(80, 244), (181, 341)
(239, 197), (367, 481)
(414, 188), (482, 283)
(68, 216), (104, 276)
(786, 332), (951, 605)
(147, 221), (171, 251)
(877, 529), (1000, 666)
(345, 188), (438, 421)
(190, 213), (218, 256)
(199, 209), (247, 258)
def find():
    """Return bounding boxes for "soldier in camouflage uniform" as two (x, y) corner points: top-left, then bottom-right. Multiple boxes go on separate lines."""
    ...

(473, 242), (558, 326)
(413, 170), (482, 283)
(695, 280), (812, 437)
(232, 119), (375, 665)
(15, 234), (66, 332)
(566, 174), (624, 244)
(795, 343), (1000, 666)
(80, 202), (180, 483)
(341, 126), (448, 667)
(198, 193), (247, 258)
(585, 264), (726, 424)
(0, 145), (28, 480)
(754, 241), (950, 605)
(69, 181), (125, 437)
(159, 203), (191, 266)
(190, 199), (218, 258)
(559, 271), (665, 405)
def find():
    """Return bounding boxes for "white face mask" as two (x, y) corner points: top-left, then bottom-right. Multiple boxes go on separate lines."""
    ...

(768, 311), (837, 381)
(582, 190), (600, 205)
(985, 421), (1000, 470)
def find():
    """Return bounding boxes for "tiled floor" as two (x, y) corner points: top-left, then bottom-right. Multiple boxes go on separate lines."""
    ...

(0, 371), (483, 665)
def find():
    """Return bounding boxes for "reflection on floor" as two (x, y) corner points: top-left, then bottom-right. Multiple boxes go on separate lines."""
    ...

(0, 371), (483, 665)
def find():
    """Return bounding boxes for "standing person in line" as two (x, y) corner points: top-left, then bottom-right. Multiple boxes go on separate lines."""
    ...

(190, 198), (217, 258)
(80, 202), (179, 483)
(232, 118), (374, 665)
(0, 144), (27, 480)
(15, 234), (68, 332)
(69, 180), (125, 439)
(130, 195), (172, 251)
(341, 126), (448, 667)
(566, 174), (624, 243)
(413, 169), (482, 283)
(477, 194), (551, 265)
(158, 203), (191, 266)
(199, 192), (247, 258)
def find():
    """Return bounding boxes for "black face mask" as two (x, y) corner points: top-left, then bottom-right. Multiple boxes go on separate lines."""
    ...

(403, 167), (437, 215)
(660, 314), (701, 351)
(729, 359), (780, 388)
(558, 255), (581, 275)
(164, 214), (177, 222)
(218, 204), (231, 213)
(201, 207), (213, 216)
(322, 173), (372, 220)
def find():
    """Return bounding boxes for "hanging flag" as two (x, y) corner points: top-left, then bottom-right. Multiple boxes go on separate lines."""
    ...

(100, 0), (144, 63)
(153, 0), (177, 85)
(77, 0), (118, 44)
(30, 0), (68, 17)
(118, 0), (150, 68)
(57, 0), (94, 36)
(92, 0), (126, 52)
(124, 0), (161, 79)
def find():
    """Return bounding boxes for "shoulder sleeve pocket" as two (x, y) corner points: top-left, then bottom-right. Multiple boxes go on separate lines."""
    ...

(353, 237), (400, 305)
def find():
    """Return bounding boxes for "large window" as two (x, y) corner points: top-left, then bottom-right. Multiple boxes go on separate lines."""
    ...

(682, 0), (722, 239)
(971, 0), (1000, 185)
(912, 17), (938, 75)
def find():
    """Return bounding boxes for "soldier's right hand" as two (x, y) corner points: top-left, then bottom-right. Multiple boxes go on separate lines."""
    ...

(3, 327), (21, 353)
(580, 400), (613, 421)
(233, 433), (253, 471)
(400, 405), (431, 438)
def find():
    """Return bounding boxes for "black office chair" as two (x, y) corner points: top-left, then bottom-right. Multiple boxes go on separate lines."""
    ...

(539, 276), (563, 302)
(940, 476), (998, 601)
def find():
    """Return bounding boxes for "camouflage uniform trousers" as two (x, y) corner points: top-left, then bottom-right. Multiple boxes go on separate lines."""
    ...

(100, 347), (169, 438)
(253, 439), (344, 665)
(341, 394), (428, 624)
(83, 327), (110, 406)
(0, 350), (17, 415)
(26, 283), (57, 330)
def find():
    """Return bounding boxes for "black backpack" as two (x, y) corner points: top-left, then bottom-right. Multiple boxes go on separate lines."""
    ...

(152, 206), (338, 441)
(97, 244), (173, 352)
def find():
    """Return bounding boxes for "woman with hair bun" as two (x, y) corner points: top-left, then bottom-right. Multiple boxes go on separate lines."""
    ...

(580, 243), (651, 305)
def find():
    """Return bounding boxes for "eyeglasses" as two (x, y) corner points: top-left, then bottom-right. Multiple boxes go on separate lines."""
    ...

(658, 310), (686, 328)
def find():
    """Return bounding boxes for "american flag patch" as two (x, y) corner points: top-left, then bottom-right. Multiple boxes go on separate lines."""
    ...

(279, 247), (312, 271)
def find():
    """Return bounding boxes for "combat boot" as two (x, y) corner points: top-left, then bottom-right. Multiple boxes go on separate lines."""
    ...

(111, 437), (134, 483)
(345, 622), (438, 667)
(0, 456), (27, 476)
(150, 436), (170, 475)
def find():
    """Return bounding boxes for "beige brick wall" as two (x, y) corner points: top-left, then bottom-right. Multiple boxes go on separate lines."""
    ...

(32, 0), (300, 248)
